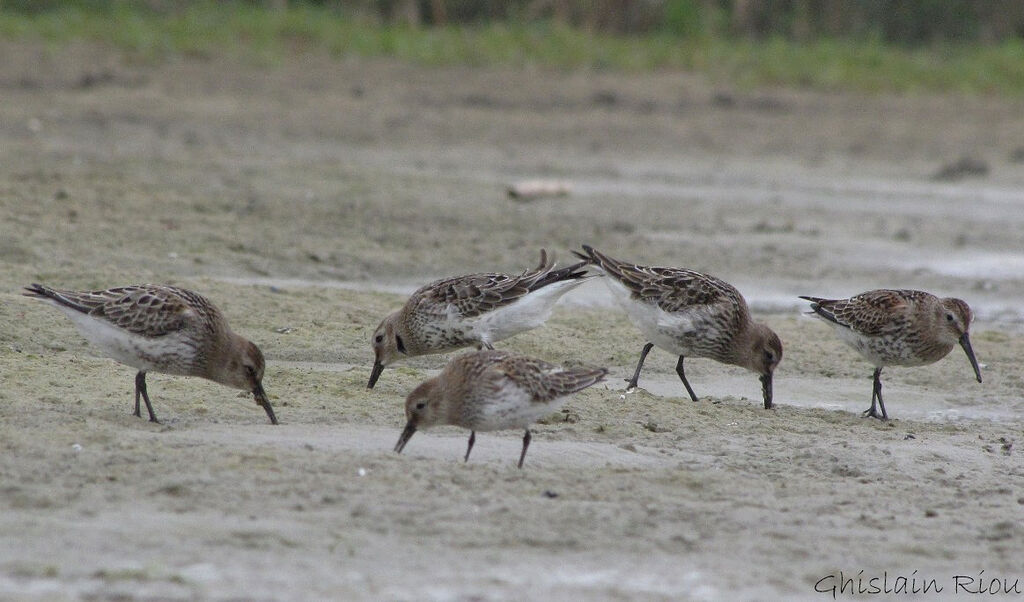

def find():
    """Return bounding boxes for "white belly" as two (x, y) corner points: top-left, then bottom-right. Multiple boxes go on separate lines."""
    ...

(61, 308), (195, 374)
(471, 279), (584, 345)
(472, 388), (568, 432)
(602, 277), (716, 357)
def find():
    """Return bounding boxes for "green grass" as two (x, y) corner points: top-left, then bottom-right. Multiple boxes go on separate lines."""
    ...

(2, 1), (1024, 94)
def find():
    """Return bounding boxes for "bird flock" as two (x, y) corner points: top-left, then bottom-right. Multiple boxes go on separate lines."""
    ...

(24, 245), (983, 468)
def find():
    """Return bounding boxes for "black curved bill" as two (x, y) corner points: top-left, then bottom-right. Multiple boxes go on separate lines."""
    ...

(254, 382), (278, 425)
(394, 421), (416, 454)
(760, 372), (774, 409)
(959, 333), (983, 383)
(367, 360), (385, 389)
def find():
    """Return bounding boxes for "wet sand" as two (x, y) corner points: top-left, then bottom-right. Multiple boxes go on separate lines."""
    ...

(1, 43), (1023, 600)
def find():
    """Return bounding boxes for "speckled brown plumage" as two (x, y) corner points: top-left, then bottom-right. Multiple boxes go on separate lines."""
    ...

(800, 289), (982, 419)
(394, 349), (608, 468)
(574, 245), (782, 409)
(367, 250), (593, 389)
(23, 283), (277, 425)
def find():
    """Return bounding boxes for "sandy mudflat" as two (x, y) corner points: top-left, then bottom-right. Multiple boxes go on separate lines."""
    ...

(1, 43), (1023, 601)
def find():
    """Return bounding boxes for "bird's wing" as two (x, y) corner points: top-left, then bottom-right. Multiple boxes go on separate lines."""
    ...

(496, 355), (608, 403)
(577, 246), (739, 313)
(803, 289), (915, 336)
(87, 285), (197, 337)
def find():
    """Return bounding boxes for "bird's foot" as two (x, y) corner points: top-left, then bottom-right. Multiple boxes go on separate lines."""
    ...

(861, 408), (887, 421)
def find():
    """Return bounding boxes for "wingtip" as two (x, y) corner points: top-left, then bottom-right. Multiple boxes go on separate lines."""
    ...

(799, 298), (841, 324)
(571, 244), (597, 262)
(572, 366), (610, 391)
(798, 295), (827, 310)
(537, 248), (550, 271)
(22, 283), (48, 298)
(563, 259), (595, 280)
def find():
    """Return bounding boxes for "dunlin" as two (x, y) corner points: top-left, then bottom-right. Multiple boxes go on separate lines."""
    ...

(393, 349), (607, 468)
(367, 250), (593, 389)
(800, 289), (982, 419)
(573, 245), (782, 408)
(23, 283), (278, 424)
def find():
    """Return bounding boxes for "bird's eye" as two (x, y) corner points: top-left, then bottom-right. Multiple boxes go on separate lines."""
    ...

(415, 402), (426, 410)
(374, 334), (384, 344)
(946, 313), (955, 322)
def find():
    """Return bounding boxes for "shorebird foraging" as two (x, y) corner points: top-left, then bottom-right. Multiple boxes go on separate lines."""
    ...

(23, 283), (278, 425)
(393, 350), (607, 468)
(573, 245), (782, 409)
(800, 290), (982, 420)
(367, 250), (593, 389)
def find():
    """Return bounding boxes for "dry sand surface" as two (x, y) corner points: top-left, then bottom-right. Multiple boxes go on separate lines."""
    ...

(1, 42), (1023, 600)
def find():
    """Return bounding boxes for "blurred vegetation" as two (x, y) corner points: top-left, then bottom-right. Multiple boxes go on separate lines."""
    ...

(2, 0), (1024, 94)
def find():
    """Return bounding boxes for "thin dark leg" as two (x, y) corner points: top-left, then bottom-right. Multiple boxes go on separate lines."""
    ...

(464, 431), (476, 462)
(863, 367), (887, 420)
(675, 356), (699, 402)
(625, 343), (655, 389)
(874, 368), (888, 420)
(135, 371), (159, 423)
(133, 371), (142, 417)
(517, 429), (532, 469)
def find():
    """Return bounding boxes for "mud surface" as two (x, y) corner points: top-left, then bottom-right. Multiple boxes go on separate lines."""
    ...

(1, 43), (1023, 600)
